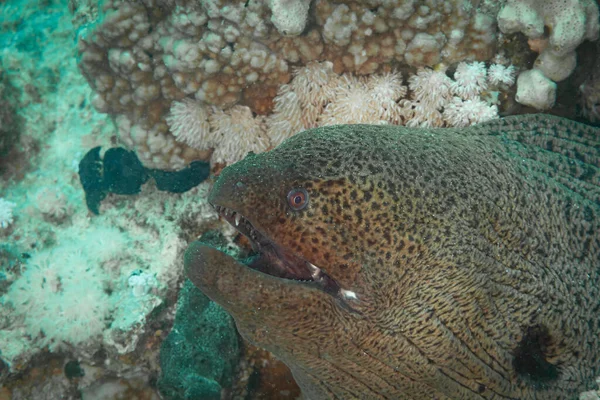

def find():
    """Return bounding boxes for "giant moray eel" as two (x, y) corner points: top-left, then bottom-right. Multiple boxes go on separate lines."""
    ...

(185, 114), (600, 399)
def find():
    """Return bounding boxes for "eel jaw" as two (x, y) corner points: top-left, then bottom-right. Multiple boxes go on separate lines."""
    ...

(213, 204), (347, 299)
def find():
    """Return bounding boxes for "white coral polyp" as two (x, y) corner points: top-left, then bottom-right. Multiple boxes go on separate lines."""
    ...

(368, 71), (407, 103)
(261, 61), (506, 139)
(488, 64), (516, 86)
(267, 84), (305, 146)
(5, 248), (111, 350)
(33, 188), (69, 219)
(443, 97), (498, 127)
(320, 75), (384, 125)
(210, 105), (271, 164)
(404, 102), (444, 128)
(408, 67), (453, 110)
(166, 99), (212, 150)
(0, 198), (16, 229)
(368, 72), (406, 123)
(291, 61), (337, 107)
(452, 61), (487, 99)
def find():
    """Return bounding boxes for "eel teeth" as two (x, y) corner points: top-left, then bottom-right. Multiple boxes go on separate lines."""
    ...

(307, 262), (321, 279)
(340, 289), (358, 300)
(235, 214), (241, 226)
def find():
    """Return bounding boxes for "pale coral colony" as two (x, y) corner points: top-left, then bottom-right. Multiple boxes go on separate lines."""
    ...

(78, 0), (600, 171)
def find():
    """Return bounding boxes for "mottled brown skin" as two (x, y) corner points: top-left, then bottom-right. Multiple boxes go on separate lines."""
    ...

(186, 115), (600, 399)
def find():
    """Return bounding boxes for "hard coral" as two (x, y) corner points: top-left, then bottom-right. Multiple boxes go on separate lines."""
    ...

(498, 0), (599, 109)
(79, 0), (502, 170)
(269, 0), (311, 36)
(315, 0), (498, 73)
(79, 0), (289, 170)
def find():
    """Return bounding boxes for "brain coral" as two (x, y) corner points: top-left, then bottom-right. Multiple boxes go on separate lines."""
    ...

(78, 0), (501, 170)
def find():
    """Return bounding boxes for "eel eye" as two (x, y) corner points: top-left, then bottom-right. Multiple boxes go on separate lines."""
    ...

(287, 188), (309, 211)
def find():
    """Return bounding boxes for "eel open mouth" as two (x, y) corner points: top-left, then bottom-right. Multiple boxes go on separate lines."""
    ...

(213, 204), (344, 298)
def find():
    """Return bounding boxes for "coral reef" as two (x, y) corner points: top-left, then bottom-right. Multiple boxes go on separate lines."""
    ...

(78, 0), (501, 170)
(2, 354), (161, 400)
(498, 0), (600, 109)
(0, 72), (21, 159)
(266, 61), (508, 146)
(0, 198), (16, 229)
(579, 41), (600, 123)
(160, 61), (513, 163)
(0, 3), (228, 395)
(1, 182), (220, 363)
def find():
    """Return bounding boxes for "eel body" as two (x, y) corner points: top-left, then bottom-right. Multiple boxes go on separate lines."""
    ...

(185, 115), (600, 399)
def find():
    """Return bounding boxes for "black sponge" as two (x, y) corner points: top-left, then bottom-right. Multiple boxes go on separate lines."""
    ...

(78, 147), (209, 214)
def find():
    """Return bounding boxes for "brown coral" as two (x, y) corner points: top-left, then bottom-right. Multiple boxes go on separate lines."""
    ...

(79, 0), (501, 170)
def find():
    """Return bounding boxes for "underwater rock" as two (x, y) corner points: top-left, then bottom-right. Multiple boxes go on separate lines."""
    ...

(63, 360), (84, 379)
(580, 41), (600, 123)
(157, 277), (239, 400)
(0, 71), (21, 158)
